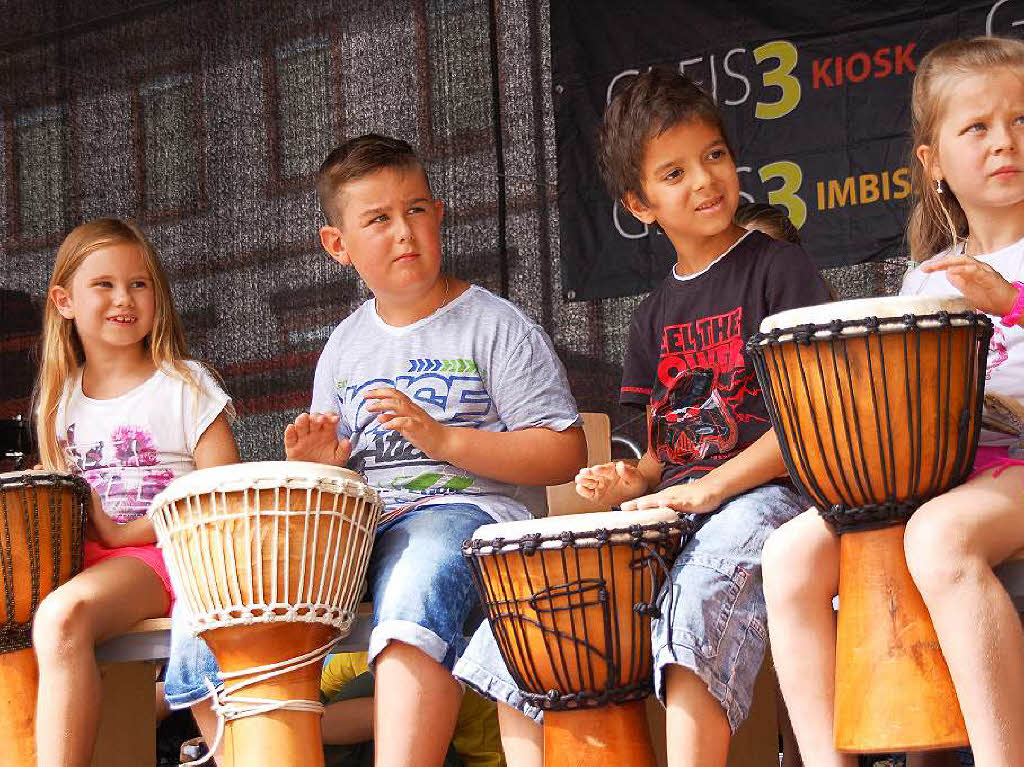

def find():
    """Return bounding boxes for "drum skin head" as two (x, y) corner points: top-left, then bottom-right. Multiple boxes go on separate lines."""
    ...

(759, 294), (969, 334)
(149, 461), (381, 636)
(151, 460), (376, 511)
(472, 507), (681, 547)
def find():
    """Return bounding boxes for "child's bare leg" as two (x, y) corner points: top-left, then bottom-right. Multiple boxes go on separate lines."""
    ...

(776, 683), (803, 767)
(904, 466), (1024, 766)
(762, 509), (854, 767)
(373, 640), (462, 767)
(496, 702), (543, 767)
(33, 557), (168, 767)
(190, 697), (230, 766)
(664, 665), (730, 767)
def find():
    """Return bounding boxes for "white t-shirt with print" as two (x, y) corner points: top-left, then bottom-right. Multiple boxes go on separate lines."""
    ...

(56, 361), (230, 522)
(901, 237), (1024, 448)
(311, 284), (580, 525)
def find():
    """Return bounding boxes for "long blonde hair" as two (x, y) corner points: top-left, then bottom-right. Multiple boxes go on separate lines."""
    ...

(33, 218), (191, 470)
(908, 36), (1024, 262)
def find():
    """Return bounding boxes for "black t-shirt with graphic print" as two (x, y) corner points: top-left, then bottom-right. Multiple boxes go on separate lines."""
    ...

(620, 229), (832, 492)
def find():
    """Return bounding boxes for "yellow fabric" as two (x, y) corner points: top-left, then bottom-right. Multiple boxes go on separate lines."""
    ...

(321, 652), (505, 767)
(320, 652), (368, 699)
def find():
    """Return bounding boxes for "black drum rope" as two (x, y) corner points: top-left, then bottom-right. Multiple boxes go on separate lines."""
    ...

(464, 518), (690, 711)
(748, 311), (992, 533)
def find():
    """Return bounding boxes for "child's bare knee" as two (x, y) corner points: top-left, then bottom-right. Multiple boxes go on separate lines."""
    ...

(762, 519), (831, 605)
(32, 590), (92, 659)
(904, 506), (975, 597)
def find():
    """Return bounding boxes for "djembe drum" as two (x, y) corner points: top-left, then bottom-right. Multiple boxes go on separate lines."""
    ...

(0, 470), (88, 767)
(149, 462), (381, 767)
(747, 295), (992, 753)
(464, 509), (689, 767)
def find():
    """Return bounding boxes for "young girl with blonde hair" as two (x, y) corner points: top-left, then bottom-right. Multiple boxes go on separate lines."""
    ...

(32, 217), (238, 766)
(762, 36), (1024, 767)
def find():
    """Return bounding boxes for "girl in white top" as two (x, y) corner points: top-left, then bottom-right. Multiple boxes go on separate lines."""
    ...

(762, 37), (1024, 767)
(33, 218), (238, 767)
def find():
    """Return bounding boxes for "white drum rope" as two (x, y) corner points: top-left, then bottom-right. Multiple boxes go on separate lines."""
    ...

(152, 483), (378, 635)
(181, 636), (340, 767)
(152, 468), (383, 767)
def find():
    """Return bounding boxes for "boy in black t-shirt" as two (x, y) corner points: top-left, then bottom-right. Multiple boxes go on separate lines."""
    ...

(454, 70), (832, 766)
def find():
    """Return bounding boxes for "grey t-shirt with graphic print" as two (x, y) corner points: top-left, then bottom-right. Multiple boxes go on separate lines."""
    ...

(310, 284), (580, 524)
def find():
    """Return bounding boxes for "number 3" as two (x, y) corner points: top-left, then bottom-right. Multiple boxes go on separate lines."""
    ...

(755, 40), (800, 120)
(759, 161), (806, 229)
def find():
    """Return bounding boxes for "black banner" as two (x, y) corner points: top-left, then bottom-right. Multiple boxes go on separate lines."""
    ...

(552, 0), (1024, 301)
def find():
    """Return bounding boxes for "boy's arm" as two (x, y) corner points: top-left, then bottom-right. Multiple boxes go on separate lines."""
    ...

(364, 387), (586, 485)
(622, 429), (788, 512)
(284, 413), (352, 466)
(440, 424), (587, 486)
(576, 450), (662, 508)
(291, 339), (353, 466)
(282, 405), (585, 486)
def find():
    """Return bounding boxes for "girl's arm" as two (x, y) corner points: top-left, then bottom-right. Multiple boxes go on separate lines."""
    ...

(192, 411), (241, 469)
(920, 255), (1023, 324)
(89, 411), (240, 548)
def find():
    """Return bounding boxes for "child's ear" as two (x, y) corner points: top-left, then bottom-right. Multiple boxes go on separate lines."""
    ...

(433, 198), (444, 224)
(49, 286), (74, 319)
(622, 190), (656, 225)
(319, 225), (351, 266)
(916, 143), (941, 182)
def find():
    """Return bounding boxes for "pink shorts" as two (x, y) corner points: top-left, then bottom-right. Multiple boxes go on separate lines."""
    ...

(970, 445), (1024, 482)
(83, 540), (174, 616)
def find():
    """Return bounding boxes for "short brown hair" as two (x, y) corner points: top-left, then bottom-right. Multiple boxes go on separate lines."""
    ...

(598, 70), (730, 207)
(316, 134), (427, 226)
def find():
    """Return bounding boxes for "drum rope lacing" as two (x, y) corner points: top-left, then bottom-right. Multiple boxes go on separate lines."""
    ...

(152, 475), (381, 766)
(747, 311), (993, 533)
(0, 472), (88, 654)
(152, 484), (378, 633)
(465, 519), (690, 710)
(182, 636), (340, 767)
(157, 504), (373, 631)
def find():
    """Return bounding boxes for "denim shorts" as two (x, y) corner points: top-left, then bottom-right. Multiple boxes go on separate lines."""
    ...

(163, 502), (491, 709)
(454, 484), (807, 732)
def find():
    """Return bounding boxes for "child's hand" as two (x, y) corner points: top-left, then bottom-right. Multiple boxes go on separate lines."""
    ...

(621, 475), (724, 514)
(284, 413), (352, 466)
(920, 254), (1020, 317)
(363, 388), (450, 459)
(575, 461), (647, 507)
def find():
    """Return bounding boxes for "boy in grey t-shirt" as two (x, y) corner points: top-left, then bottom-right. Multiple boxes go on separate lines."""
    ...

(284, 134), (587, 767)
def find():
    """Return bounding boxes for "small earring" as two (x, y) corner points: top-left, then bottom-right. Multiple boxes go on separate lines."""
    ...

(936, 179), (945, 195)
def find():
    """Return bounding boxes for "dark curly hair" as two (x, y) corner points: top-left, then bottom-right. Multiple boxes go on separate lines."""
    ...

(597, 69), (731, 207)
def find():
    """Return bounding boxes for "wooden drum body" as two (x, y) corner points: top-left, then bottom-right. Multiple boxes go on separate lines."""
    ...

(0, 470), (88, 767)
(465, 509), (688, 767)
(150, 462), (381, 767)
(748, 296), (992, 753)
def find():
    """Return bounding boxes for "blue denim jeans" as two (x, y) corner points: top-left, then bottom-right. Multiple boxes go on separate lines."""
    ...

(164, 502), (492, 709)
(454, 484), (807, 732)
